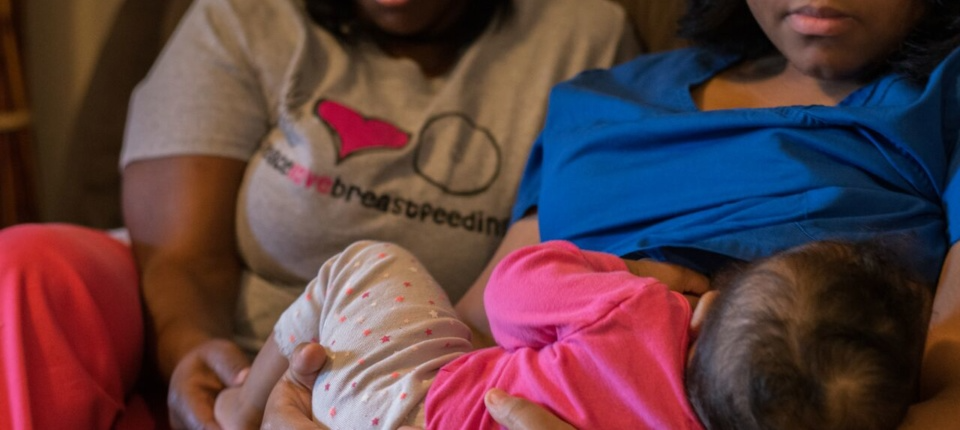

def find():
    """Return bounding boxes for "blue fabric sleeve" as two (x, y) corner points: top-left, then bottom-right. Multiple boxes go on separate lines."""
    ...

(946, 133), (960, 245)
(510, 135), (545, 223)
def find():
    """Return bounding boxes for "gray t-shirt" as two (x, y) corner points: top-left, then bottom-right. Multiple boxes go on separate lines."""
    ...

(122, 0), (637, 348)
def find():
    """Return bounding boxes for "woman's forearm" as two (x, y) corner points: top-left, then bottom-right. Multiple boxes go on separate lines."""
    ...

(140, 255), (243, 378)
(455, 215), (540, 345)
(900, 242), (960, 428)
(123, 155), (248, 378)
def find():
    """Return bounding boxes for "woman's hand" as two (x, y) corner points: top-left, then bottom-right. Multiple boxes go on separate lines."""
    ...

(261, 343), (327, 430)
(168, 339), (251, 429)
(396, 389), (575, 430)
(484, 389), (575, 430)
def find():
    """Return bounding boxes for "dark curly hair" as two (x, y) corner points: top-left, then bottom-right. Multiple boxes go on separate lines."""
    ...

(678, 0), (960, 83)
(304, 0), (513, 46)
(687, 240), (932, 429)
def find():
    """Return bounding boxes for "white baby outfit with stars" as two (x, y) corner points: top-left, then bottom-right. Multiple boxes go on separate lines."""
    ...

(273, 241), (472, 428)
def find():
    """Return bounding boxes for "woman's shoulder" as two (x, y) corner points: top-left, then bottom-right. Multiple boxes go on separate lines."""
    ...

(185, 0), (309, 36)
(518, 0), (628, 21)
(510, 0), (631, 42)
(176, 0), (323, 69)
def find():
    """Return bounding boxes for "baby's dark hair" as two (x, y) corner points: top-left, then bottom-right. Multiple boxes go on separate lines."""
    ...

(302, 0), (513, 45)
(677, 0), (960, 83)
(686, 240), (933, 430)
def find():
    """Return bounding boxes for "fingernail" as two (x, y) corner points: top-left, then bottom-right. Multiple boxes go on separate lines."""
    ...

(235, 367), (250, 384)
(485, 388), (505, 406)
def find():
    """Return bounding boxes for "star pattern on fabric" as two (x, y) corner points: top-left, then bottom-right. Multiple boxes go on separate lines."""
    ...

(281, 246), (461, 427)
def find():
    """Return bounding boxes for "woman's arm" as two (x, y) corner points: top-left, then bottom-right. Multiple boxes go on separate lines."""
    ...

(123, 155), (250, 429)
(900, 242), (960, 429)
(454, 214), (540, 347)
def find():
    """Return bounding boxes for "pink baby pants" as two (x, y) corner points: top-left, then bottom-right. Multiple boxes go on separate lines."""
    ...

(0, 224), (152, 429)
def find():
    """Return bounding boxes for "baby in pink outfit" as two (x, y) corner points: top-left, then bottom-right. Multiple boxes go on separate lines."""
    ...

(216, 239), (930, 429)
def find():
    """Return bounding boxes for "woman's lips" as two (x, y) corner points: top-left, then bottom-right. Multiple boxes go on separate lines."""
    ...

(786, 7), (853, 36)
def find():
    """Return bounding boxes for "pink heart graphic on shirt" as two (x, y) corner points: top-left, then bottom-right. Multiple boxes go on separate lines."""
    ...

(316, 100), (410, 161)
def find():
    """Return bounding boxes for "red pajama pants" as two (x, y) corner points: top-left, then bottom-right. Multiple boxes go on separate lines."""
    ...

(0, 224), (154, 429)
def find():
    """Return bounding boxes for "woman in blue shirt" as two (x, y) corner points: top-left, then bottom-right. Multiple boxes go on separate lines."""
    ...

(266, 0), (960, 427)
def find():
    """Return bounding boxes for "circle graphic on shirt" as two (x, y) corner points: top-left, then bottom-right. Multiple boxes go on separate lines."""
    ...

(414, 113), (501, 196)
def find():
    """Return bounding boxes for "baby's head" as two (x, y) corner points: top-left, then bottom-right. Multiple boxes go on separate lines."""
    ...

(686, 240), (932, 430)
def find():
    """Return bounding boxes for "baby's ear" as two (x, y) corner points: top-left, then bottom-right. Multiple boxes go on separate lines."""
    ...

(689, 291), (719, 338)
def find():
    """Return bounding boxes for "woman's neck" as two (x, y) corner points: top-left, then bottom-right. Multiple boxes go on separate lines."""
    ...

(693, 55), (867, 111)
(374, 37), (464, 77)
(368, 2), (496, 78)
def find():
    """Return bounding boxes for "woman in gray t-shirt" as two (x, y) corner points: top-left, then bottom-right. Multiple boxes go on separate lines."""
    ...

(0, 0), (638, 428)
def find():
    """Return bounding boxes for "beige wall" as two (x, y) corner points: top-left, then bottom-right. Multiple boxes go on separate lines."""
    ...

(24, 0), (123, 220)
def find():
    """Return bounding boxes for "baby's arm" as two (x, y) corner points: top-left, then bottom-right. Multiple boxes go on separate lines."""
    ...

(214, 334), (291, 430)
(621, 258), (710, 308)
(455, 215), (540, 349)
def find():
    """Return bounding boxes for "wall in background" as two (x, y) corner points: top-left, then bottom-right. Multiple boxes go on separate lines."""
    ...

(23, 0), (123, 221)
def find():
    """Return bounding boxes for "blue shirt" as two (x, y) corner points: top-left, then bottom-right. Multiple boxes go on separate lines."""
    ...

(513, 47), (960, 280)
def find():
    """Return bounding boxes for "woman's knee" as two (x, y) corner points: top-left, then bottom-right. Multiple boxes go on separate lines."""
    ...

(0, 223), (132, 269)
(0, 223), (144, 389)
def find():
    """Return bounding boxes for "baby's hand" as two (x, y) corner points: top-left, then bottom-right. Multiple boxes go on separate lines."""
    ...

(214, 384), (261, 430)
(622, 258), (710, 307)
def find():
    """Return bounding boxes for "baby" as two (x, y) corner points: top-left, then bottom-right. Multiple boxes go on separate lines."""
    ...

(216, 239), (931, 429)
(688, 239), (931, 429)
